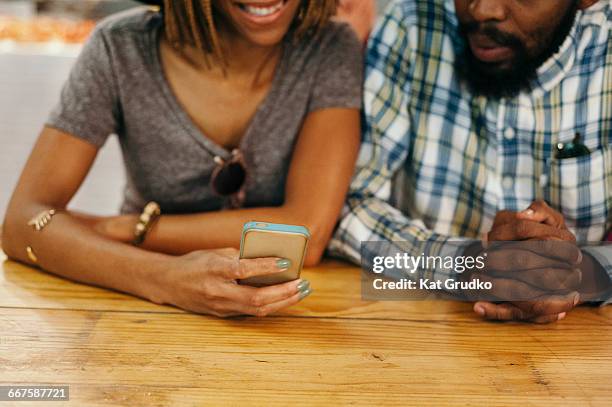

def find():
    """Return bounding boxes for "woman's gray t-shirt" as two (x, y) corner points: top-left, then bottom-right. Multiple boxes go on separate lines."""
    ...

(46, 8), (363, 214)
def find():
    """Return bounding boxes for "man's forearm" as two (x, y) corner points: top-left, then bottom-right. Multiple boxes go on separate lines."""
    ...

(330, 195), (473, 274)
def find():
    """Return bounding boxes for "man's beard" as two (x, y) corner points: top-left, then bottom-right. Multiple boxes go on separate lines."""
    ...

(455, 5), (579, 99)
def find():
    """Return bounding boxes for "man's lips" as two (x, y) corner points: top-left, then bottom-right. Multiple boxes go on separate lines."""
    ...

(468, 33), (514, 63)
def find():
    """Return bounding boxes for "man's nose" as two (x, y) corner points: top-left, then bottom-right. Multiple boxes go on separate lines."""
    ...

(468, 0), (508, 23)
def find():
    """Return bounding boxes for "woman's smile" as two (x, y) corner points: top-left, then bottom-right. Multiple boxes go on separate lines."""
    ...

(217, 0), (299, 47)
(235, 0), (289, 23)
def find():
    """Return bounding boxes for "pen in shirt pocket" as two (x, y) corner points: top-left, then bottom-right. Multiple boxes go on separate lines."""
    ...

(555, 132), (591, 159)
(540, 132), (591, 187)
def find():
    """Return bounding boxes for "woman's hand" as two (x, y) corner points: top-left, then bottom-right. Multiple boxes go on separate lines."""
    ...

(149, 248), (312, 317)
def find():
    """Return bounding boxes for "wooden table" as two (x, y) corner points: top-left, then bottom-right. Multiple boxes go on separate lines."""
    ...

(1, 248), (611, 406)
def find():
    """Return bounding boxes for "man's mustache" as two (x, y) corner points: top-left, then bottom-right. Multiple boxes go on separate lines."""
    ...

(460, 22), (523, 49)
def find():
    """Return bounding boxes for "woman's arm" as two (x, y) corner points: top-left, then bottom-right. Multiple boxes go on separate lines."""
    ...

(2, 127), (169, 298)
(115, 108), (361, 266)
(3, 127), (308, 317)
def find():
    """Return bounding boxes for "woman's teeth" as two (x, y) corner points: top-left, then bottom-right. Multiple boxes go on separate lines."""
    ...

(238, 1), (284, 17)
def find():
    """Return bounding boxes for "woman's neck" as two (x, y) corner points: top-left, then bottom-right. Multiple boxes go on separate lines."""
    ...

(218, 27), (283, 87)
(177, 27), (283, 88)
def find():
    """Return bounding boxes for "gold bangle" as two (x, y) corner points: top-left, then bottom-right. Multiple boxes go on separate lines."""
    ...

(26, 246), (38, 264)
(27, 209), (57, 232)
(132, 202), (161, 246)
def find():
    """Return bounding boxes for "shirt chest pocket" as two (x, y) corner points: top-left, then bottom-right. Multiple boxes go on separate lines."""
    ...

(548, 146), (611, 241)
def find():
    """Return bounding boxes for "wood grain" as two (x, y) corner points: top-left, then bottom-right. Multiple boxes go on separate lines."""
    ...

(1, 248), (611, 406)
(0, 251), (480, 320)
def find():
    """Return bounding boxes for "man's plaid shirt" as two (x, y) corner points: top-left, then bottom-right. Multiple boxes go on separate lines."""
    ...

(329, 0), (612, 290)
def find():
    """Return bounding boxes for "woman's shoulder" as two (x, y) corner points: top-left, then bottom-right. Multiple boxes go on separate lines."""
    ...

(308, 21), (361, 54)
(288, 21), (362, 68)
(282, 21), (363, 112)
(80, 6), (162, 63)
(93, 6), (162, 39)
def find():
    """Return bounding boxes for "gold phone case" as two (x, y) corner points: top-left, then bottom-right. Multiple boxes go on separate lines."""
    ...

(239, 223), (310, 287)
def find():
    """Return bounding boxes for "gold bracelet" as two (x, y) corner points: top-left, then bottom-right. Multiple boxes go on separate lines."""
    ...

(27, 209), (57, 232)
(25, 210), (58, 266)
(132, 202), (161, 246)
(26, 246), (38, 264)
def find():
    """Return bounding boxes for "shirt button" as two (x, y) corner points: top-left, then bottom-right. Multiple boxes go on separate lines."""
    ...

(502, 176), (514, 189)
(504, 128), (516, 140)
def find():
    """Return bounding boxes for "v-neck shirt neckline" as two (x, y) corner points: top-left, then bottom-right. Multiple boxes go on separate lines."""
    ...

(149, 14), (287, 160)
(45, 8), (364, 214)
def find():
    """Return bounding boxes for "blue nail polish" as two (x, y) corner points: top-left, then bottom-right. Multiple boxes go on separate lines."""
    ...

(299, 288), (312, 300)
(296, 280), (310, 292)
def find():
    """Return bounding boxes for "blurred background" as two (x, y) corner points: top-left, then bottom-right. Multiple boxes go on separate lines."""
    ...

(0, 0), (390, 220)
(0, 0), (145, 219)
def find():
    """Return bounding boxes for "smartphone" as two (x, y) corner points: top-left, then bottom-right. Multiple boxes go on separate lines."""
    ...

(239, 221), (310, 287)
